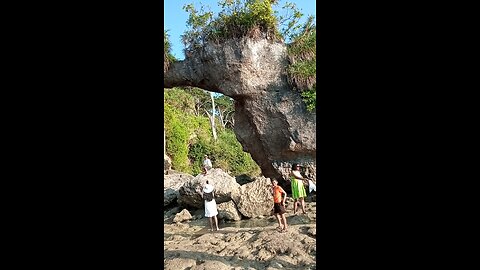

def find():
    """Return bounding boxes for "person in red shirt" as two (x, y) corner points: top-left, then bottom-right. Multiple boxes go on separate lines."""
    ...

(271, 179), (288, 232)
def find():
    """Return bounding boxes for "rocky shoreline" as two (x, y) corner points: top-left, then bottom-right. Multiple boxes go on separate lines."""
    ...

(164, 202), (316, 270)
(164, 168), (317, 270)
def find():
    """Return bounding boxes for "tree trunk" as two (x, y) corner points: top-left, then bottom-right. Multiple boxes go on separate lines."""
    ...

(209, 92), (217, 141)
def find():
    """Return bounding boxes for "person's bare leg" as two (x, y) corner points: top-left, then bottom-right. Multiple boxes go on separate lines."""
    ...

(275, 214), (282, 230)
(301, 198), (306, 214)
(293, 199), (298, 214)
(209, 217), (214, 231)
(214, 215), (219, 230)
(281, 213), (288, 231)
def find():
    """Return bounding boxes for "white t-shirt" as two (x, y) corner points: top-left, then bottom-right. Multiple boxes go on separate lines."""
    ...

(203, 158), (212, 169)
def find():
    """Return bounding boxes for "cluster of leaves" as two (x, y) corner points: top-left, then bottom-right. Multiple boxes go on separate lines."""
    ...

(300, 84), (316, 112)
(164, 87), (260, 176)
(181, 0), (281, 53)
(164, 30), (176, 72)
(164, 103), (191, 172)
(286, 15), (316, 112)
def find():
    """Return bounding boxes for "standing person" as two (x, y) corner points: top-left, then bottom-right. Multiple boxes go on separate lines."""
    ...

(196, 180), (219, 231)
(202, 155), (212, 175)
(290, 164), (307, 215)
(271, 179), (288, 232)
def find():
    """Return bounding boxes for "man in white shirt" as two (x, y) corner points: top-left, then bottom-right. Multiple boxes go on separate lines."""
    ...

(202, 155), (212, 174)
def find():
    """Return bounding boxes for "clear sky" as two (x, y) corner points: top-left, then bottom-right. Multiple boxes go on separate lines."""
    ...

(164, 0), (316, 60)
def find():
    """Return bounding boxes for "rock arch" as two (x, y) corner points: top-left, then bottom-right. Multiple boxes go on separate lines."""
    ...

(164, 37), (316, 181)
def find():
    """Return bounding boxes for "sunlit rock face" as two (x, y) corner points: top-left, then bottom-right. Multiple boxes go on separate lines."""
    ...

(164, 36), (316, 181)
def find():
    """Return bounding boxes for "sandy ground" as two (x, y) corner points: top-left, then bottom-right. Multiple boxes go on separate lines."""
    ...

(164, 201), (317, 270)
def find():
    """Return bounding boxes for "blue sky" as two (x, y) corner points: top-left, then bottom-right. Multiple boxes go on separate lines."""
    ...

(164, 0), (316, 60)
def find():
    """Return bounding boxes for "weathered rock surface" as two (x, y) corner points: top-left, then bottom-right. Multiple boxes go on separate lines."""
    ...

(164, 202), (317, 270)
(217, 200), (242, 221)
(190, 260), (232, 270)
(178, 168), (241, 208)
(164, 258), (196, 270)
(164, 171), (194, 207)
(273, 161), (316, 183)
(232, 176), (274, 218)
(164, 206), (181, 219)
(164, 37), (316, 181)
(173, 209), (192, 223)
(164, 154), (172, 172)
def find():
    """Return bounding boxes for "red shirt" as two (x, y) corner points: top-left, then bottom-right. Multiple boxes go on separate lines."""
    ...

(273, 186), (285, 203)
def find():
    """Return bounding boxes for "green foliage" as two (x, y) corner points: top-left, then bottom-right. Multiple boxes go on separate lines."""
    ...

(164, 30), (176, 71)
(164, 87), (260, 176)
(164, 104), (191, 173)
(181, 0), (280, 52)
(164, 87), (196, 115)
(286, 17), (316, 112)
(287, 19), (316, 57)
(300, 84), (316, 112)
(287, 59), (315, 78)
(212, 130), (261, 176)
(275, 1), (304, 42)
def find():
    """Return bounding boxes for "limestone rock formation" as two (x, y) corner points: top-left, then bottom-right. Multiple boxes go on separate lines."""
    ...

(173, 209), (193, 223)
(232, 176), (273, 218)
(164, 171), (194, 207)
(164, 37), (316, 181)
(217, 200), (242, 221)
(178, 168), (241, 208)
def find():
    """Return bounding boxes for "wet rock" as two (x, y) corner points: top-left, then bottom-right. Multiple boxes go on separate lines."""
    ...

(192, 209), (205, 220)
(164, 172), (194, 207)
(232, 176), (274, 218)
(178, 168), (241, 208)
(173, 209), (192, 223)
(217, 201), (242, 221)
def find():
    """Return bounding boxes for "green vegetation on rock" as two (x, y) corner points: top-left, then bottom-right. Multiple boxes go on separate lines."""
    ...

(164, 87), (261, 177)
(164, 0), (316, 112)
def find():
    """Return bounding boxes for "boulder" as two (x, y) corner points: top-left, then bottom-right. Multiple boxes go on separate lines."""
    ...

(235, 174), (255, 185)
(173, 209), (192, 223)
(164, 206), (181, 218)
(178, 168), (241, 208)
(217, 200), (242, 221)
(164, 172), (194, 207)
(164, 154), (172, 172)
(232, 176), (274, 218)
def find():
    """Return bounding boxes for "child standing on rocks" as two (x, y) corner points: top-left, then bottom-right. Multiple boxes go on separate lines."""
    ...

(271, 179), (288, 232)
(202, 155), (212, 175)
(197, 180), (219, 231)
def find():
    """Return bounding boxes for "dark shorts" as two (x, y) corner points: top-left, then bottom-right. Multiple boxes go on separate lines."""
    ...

(273, 203), (286, 215)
